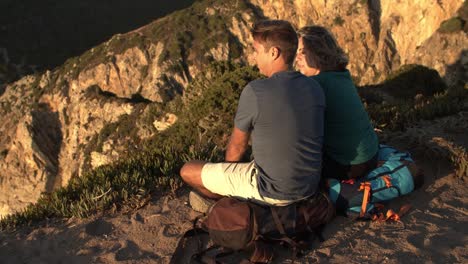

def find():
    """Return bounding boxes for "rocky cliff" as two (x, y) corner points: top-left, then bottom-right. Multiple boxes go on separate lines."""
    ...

(0, 0), (466, 217)
(252, 0), (465, 85)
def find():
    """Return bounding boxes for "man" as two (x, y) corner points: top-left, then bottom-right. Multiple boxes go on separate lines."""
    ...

(180, 20), (325, 211)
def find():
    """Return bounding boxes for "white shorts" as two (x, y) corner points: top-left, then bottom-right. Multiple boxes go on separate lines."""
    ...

(200, 161), (300, 206)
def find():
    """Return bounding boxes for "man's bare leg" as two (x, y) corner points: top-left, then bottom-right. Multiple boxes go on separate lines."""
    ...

(180, 160), (222, 199)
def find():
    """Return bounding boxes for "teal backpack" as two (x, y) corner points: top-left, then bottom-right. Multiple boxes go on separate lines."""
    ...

(327, 145), (423, 219)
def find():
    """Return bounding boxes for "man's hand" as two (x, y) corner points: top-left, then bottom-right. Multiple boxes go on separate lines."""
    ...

(225, 127), (250, 162)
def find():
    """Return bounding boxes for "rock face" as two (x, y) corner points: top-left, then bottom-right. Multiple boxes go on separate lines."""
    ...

(0, 0), (466, 217)
(250, 0), (465, 84)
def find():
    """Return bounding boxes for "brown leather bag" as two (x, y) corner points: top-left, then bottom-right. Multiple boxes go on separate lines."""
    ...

(173, 192), (335, 263)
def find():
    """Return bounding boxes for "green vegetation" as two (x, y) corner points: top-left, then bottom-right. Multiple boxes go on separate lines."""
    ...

(49, 0), (250, 95)
(381, 64), (447, 99)
(0, 145), (203, 229)
(0, 61), (260, 230)
(147, 61), (261, 151)
(147, 0), (248, 72)
(79, 100), (149, 174)
(359, 64), (467, 131)
(365, 87), (466, 131)
(438, 17), (464, 33)
(438, 1), (468, 34)
(333, 16), (345, 26)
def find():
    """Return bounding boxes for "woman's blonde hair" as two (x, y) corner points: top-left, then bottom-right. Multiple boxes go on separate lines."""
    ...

(297, 26), (349, 71)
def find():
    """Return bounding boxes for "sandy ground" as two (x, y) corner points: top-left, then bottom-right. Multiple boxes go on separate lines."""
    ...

(1, 121), (467, 264)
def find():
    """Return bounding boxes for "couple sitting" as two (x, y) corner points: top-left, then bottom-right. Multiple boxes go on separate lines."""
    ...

(180, 19), (378, 211)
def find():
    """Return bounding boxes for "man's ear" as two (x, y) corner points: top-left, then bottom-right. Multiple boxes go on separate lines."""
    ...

(270, 46), (280, 60)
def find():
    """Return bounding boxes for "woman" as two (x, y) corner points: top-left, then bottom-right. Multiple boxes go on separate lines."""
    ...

(296, 25), (378, 180)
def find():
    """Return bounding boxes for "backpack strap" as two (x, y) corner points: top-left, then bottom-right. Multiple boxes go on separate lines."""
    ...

(170, 216), (208, 264)
(364, 160), (413, 203)
(270, 207), (300, 246)
(270, 206), (302, 263)
(366, 163), (407, 181)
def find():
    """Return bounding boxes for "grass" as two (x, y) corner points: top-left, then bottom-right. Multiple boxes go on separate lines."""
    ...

(0, 144), (218, 229)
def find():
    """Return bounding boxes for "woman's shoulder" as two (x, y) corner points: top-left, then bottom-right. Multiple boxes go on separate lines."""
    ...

(312, 70), (354, 89)
(313, 70), (351, 80)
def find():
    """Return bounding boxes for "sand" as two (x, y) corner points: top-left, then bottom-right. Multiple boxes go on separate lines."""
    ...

(0, 134), (467, 263)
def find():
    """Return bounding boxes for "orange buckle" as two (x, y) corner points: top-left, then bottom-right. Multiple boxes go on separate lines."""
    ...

(358, 182), (371, 217)
(382, 175), (392, 188)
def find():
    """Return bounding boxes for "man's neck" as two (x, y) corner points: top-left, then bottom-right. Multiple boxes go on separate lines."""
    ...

(267, 64), (292, 77)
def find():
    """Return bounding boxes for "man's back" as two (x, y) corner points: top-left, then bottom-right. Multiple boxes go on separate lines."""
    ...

(235, 71), (325, 201)
(181, 19), (325, 208)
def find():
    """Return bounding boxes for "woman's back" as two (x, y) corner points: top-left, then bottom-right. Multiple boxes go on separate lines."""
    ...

(312, 70), (378, 165)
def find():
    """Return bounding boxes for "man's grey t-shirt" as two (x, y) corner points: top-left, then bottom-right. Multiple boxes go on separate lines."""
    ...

(234, 71), (325, 201)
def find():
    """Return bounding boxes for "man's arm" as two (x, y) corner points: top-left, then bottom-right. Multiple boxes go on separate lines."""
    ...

(225, 127), (250, 162)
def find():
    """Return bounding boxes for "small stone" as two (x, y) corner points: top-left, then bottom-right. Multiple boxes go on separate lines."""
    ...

(134, 212), (145, 223)
(316, 248), (331, 257)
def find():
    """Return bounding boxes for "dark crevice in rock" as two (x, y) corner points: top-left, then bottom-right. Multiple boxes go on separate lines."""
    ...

(381, 30), (400, 72)
(367, 0), (382, 43)
(31, 103), (63, 193)
(244, 0), (267, 20)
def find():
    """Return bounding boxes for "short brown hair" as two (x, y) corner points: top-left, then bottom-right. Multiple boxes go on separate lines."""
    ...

(251, 20), (298, 65)
(297, 26), (349, 71)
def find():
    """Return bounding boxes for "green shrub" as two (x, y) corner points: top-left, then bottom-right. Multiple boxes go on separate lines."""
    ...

(147, 61), (261, 151)
(438, 17), (464, 33)
(150, 0), (249, 71)
(333, 16), (345, 26)
(376, 64), (447, 100)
